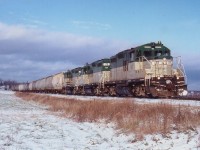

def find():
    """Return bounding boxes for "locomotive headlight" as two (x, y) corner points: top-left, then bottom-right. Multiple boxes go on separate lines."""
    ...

(163, 58), (167, 65)
(156, 88), (160, 91)
(103, 63), (110, 66)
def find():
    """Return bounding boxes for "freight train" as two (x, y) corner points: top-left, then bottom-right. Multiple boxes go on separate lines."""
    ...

(12, 41), (188, 98)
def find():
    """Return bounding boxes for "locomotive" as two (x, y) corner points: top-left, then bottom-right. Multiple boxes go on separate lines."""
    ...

(12, 41), (187, 98)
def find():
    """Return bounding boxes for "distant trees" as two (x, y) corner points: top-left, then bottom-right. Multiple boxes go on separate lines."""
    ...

(0, 78), (18, 90)
(0, 78), (3, 86)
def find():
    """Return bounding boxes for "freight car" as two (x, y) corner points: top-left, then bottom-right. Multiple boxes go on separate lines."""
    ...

(14, 41), (187, 98)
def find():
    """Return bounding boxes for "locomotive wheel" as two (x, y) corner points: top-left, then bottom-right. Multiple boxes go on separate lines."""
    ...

(109, 87), (116, 96)
(72, 88), (76, 95)
(103, 87), (110, 96)
(81, 89), (85, 95)
(94, 87), (100, 96)
(132, 85), (146, 97)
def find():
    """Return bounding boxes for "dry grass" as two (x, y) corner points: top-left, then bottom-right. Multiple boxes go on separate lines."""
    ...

(15, 92), (200, 137)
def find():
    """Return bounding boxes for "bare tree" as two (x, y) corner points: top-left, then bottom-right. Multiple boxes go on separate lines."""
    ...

(0, 78), (3, 86)
(0, 79), (18, 90)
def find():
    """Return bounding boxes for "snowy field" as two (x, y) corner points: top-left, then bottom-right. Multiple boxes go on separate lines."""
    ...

(0, 90), (200, 150)
(44, 93), (200, 107)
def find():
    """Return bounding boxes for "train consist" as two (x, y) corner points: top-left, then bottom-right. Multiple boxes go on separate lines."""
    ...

(12, 42), (188, 98)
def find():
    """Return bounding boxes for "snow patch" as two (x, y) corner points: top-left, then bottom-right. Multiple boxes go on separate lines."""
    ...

(0, 91), (199, 149)
(40, 93), (200, 107)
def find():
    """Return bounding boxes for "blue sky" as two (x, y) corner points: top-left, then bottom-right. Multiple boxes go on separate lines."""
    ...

(0, 0), (200, 90)
(1, 0), (199, 41)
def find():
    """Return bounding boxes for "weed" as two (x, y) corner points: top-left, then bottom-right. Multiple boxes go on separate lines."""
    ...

(15, 92), (200, 139)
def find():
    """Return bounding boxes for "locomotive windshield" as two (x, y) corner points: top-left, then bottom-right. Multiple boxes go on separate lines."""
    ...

(133, 42), (172, 60)
(92, 59), (111, 72)
(154, 49), (171, 59)
(143, 50), (168, 59)
(155, 50), (162, 57)
(135, 48), (171, 60)
(144, 51), (152, 58)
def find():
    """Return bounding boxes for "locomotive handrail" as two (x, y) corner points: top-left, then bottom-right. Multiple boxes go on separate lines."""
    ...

(140, 56), (151, 65)
(139, 56), (152, 86)
(174, 56), (187, 84)
(138, 56), (152, 69)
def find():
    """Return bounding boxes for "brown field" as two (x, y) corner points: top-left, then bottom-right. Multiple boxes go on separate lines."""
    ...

(15, 92), (200, 139)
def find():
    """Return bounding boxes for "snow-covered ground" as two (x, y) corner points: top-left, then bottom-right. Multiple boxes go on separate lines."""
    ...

(43, 93), (200, 107)
(0, 90), (200, 150)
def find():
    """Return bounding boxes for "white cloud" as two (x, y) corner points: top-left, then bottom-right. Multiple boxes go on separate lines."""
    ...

(0, 23), (28, 39)
(0, 22), (129, 82)
(0, 22), (198, 90)
(71, 20), (112, 30)
(21, 18), (47, 25)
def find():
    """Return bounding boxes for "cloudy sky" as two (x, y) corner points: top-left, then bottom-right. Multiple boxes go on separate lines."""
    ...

(0, 0), (200, 90)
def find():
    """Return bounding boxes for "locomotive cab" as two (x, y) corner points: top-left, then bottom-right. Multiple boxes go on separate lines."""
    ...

(133, 42), (187, 97)
(83, 58), (111, 95)
(82, 64), (93, 85)
(64, 70), (73, 86)
(92, 58), (111, 85)
(134, 42), (172, 60)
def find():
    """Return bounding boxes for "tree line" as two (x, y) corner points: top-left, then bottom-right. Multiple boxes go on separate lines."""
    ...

(0, 78), (18, 90)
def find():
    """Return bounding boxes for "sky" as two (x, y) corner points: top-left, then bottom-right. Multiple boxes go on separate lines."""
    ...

(0, 0), (199, 90)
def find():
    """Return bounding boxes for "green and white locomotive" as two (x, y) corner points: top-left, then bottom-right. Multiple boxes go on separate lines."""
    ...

(108, 41), (187, 97)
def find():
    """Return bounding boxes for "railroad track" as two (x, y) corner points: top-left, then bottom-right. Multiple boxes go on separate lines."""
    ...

(175, 96), (200, 101)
